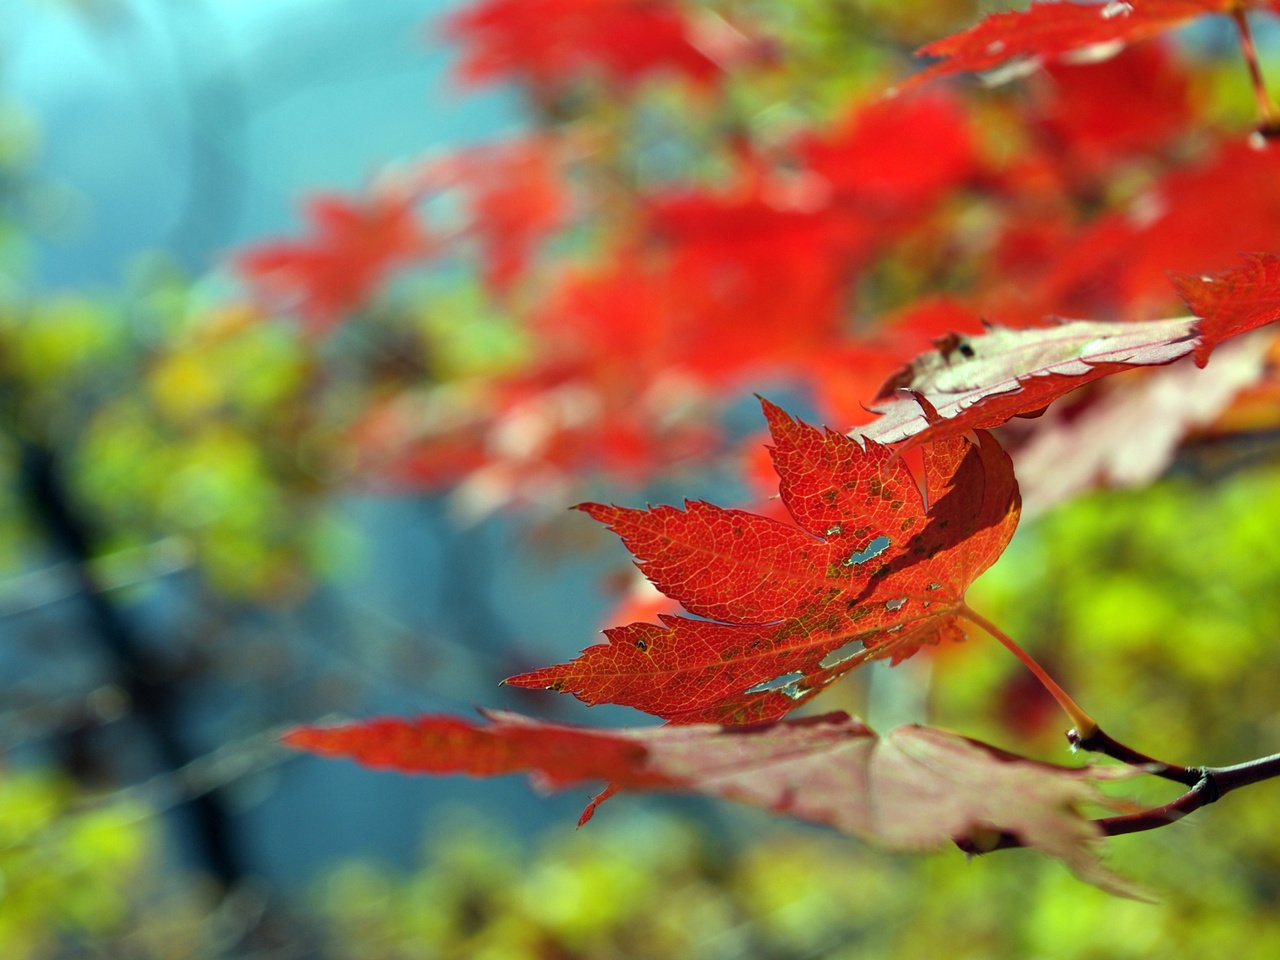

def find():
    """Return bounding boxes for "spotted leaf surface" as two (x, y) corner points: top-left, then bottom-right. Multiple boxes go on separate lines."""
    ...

(505, 399), (1020, 724)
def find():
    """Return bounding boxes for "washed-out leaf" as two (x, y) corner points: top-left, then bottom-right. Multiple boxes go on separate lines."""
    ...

(1013, 332), (1273, 516)
(862, 316), (1199, 445)
(505, 399), (1019, 725)
(862, 256), (1280, 446)
(285, 709), (1140, 896)
(905, 1), (1276, 90)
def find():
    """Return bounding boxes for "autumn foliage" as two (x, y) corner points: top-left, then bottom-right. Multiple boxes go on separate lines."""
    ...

(274, 0), (1280, 894)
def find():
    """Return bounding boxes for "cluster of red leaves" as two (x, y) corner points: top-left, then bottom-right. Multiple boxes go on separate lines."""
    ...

(278, 0), (1280, 890)
(288, 253), (1280, 886)
(350, 90), (988, 503)
(369, 42), (1279, 505)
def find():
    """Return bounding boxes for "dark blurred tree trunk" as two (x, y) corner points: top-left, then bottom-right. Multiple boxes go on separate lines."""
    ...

(15, 435), (247, 889)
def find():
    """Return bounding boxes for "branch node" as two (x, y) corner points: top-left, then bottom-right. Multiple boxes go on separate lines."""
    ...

(1195, 767), (1222, 806)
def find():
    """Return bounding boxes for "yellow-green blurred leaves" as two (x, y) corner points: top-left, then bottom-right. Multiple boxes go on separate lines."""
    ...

(1, 296), (122, 390)
(0, 770), (149, 959)
(414, 280), (529, 383)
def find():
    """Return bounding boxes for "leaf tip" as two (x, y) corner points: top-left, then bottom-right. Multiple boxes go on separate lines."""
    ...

(279, 727), (310, 750)
(280, 724), (342, 756)
(755, 394), (786, 421)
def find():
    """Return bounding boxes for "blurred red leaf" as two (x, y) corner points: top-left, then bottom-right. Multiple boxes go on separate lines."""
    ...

(463, 138), (569, 293)
(1029, 142), (1280, 322)
(444, 0), (733, 91)
(799, 89), (981, 221)
(1031, 41), (1193, 173)
(237, 193), (431, 334)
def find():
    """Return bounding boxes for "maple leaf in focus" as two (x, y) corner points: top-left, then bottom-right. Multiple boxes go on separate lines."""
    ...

(237, 193), (431, 335)
(443, 0), (733, 92)
(861, 254), (1280, 447)
(905, 0), (1280, 90)
(505, 399), (1020, 725)
(285, 709), (1141, 896)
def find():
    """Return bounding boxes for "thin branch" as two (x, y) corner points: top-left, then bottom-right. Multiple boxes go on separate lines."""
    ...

(1067, 725), (1202, 788)
(960, 604), (1097, 736)
(958, 748), (1280, 854)
(1231, 9), (1280, 136)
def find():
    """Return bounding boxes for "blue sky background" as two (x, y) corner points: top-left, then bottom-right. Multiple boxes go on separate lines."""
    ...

(3, 0), (519, 289)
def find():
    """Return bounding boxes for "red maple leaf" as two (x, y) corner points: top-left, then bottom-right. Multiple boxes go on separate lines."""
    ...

(284, 709), (1140, 895)
(237, 193), (431, 335)
(443, 0), (729, 92)
(905, 0), (1279, 89)
(505, 399), (1020, 725)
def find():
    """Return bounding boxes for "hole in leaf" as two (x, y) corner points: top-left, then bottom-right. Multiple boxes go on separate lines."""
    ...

(842, 535), (891, 567)
(819, 641), (862, 669)
(745, 671), (805, 695)
(886, 597), (907, 612)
